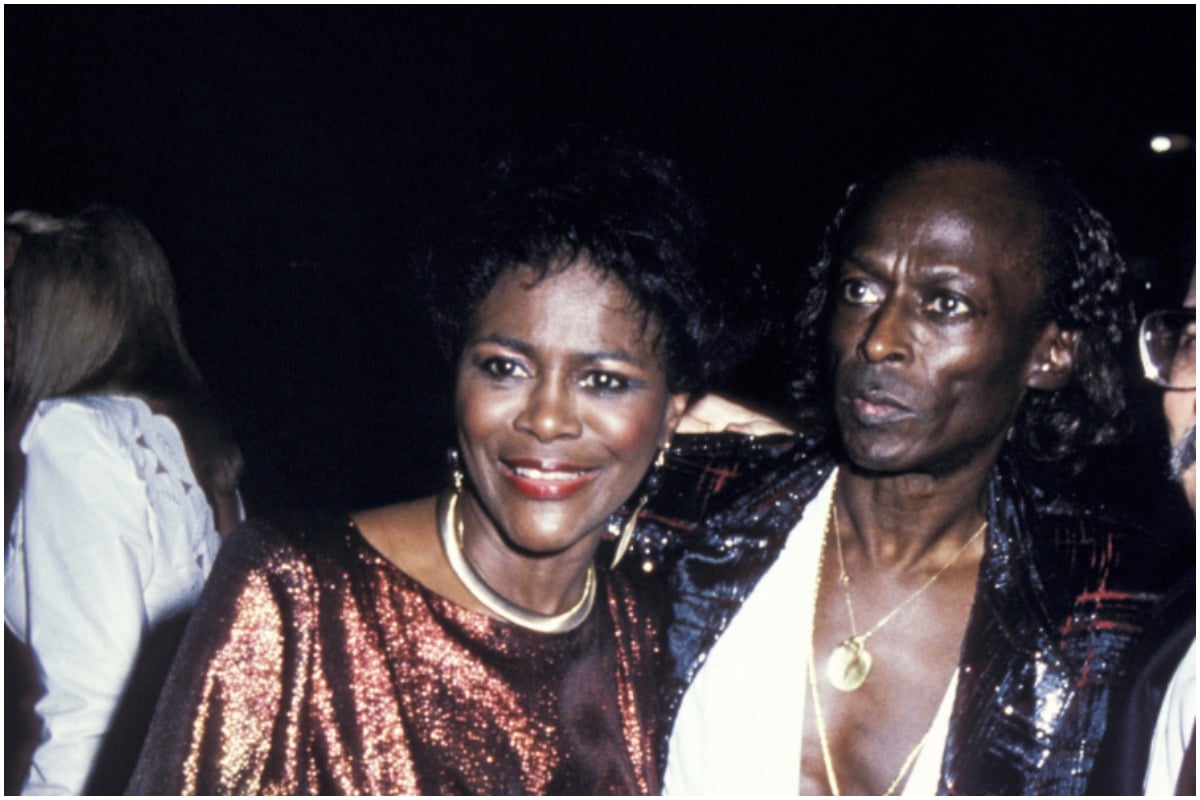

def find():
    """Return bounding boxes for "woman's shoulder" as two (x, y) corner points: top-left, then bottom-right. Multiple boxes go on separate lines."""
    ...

(210, 515), (367, 593)
(30, 392), (150, 421)
(350, 496), (472, 605)
(24, 394), (182, 462)
(205, 511), (463, 638)
(224, 514), (359, 559)
(24, 393), (212, 523)
(24, 394), (137, 443)
(217, 499), (462, 611)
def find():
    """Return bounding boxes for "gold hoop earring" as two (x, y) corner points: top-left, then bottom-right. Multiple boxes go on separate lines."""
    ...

(611, 494), (648, 569)
(610, 445), (668, 569)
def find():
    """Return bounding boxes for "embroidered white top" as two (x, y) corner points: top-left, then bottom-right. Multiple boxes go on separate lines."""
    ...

(5, 395), (227, 795)
(663, 470), (956, 795)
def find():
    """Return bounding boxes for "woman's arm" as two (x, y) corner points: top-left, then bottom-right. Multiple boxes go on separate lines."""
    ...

(7, 402), (156, 794)
(675, 393), (795, 436)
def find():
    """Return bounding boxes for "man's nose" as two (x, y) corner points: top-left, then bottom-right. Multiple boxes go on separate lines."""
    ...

(515, 376), (583, 441)
(858, 297), (911, 364)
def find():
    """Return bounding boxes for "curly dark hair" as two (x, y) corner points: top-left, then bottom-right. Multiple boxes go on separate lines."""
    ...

(791, 138), (1135, 473)
(421, 137), (760, 398)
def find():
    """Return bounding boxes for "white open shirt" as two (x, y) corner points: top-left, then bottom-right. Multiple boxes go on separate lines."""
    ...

(664, 470), (956, 795)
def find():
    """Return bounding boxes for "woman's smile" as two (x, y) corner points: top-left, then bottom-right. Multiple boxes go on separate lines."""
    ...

(501, 457), (597, 500)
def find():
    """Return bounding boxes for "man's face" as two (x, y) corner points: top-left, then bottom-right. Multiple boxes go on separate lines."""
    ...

(829, 160), (1059, 476)
(1164, 272), (1196, 510)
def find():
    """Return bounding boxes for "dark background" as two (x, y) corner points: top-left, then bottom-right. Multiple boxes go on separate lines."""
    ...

(5, 7), (1195, 523)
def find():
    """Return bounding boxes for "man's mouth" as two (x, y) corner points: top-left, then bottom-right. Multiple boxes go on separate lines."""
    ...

(847, 389), (916, 425)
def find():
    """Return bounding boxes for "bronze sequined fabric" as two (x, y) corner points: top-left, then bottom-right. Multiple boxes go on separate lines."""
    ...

(128, 517), (666, 795)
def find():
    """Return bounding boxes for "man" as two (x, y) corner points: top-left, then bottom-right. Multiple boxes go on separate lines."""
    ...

(1089, 269), (1195, 795)
(652, 143), (1170, 794)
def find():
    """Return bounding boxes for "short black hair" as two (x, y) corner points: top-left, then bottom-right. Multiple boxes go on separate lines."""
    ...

(792, 137), (1135, 473)
(422, 136), (757, 397)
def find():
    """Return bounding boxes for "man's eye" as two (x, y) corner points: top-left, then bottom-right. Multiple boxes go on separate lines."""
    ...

(478, 357), (527, 379)
(580, 371), (631, 393)
(840, 279), (880, 305)
(928, 293), (971, 318)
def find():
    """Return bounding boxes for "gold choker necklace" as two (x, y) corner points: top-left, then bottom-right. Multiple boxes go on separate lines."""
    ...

(438, 489), (596, 634)
(825, 492), (987, 692)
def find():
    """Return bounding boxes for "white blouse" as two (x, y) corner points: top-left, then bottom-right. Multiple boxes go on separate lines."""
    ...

(5, 395), (226, 795)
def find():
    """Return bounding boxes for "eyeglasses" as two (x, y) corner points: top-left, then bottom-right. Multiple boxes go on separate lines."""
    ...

(1139, 309), (1196, 390)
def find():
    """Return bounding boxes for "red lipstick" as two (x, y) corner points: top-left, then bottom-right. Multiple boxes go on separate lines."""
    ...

(501, 458), (595, 500)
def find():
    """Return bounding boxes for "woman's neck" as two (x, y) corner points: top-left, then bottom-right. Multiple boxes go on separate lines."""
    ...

(456, 492), (599, 616)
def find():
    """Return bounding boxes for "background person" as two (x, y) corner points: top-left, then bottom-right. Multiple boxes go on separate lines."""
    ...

(128, 140), (752, 794)
(4, 206), (244, 794)
(1090, 267), (1195, 795)
(3, 214), (57, 795)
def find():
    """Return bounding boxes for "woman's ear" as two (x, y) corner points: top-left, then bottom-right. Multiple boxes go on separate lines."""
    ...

(1025, 324), (1080, 391)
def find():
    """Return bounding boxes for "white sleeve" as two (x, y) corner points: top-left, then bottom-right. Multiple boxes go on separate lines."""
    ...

(14, 403), (154, 795)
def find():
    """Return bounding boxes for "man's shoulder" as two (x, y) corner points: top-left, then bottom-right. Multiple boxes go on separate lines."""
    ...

(987, 461), (1178, 681)
(1032, 490), (1183, 598)
(1009, 488), (1180, 678)
(649, 431), (826, 529)
(630, 432), (831, 576)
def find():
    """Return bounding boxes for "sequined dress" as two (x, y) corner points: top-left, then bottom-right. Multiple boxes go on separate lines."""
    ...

(128, 517), (667, 795)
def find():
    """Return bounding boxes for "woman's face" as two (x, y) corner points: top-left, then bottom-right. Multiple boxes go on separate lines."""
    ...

(455, 262), (688, 558)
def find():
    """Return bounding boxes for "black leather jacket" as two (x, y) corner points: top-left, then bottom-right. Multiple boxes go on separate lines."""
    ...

(632, 432), (1172, 795)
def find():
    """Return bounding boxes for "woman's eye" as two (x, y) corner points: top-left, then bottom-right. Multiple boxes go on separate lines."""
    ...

(927, 292), (971, 318)
(840, 279), (880, 305)
(478, 357), (528, 380)
(580, 371), (631, 393)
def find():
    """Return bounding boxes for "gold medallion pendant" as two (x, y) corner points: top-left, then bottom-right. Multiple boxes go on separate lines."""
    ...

(824, 489), (987, 694)
(827, 636), (871, 692)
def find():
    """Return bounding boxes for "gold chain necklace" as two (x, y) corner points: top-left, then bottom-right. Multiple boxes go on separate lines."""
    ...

(439, 489), (596, 633)
(807, 496), (932, 796)
(826, 494), (987, 692)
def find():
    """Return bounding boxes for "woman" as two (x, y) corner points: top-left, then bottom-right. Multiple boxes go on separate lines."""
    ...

(4, 207), (244, 793)
(129, 141), (746, 794)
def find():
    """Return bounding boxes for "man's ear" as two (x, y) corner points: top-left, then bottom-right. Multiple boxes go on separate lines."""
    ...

(1025, 324), (1080, 391)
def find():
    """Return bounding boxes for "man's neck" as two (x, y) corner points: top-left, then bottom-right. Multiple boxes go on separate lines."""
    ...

(835, 459), (993, 571)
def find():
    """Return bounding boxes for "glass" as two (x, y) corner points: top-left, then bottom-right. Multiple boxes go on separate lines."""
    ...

(1139, 309), (1196, 389)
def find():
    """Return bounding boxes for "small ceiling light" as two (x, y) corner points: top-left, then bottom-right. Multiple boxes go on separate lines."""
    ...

(1149, 133), (1194, 154)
